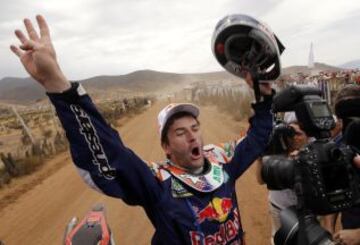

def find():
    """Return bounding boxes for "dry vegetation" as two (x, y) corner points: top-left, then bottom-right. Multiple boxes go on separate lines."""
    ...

(186, 84), (253, 121)
(0, 96), (152, 188)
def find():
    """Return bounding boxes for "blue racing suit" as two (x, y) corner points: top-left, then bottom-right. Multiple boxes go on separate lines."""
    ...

(47, 82), (273, 245)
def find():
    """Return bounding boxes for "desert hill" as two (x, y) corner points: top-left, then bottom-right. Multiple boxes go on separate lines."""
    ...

(340, 59), (360, 69)
(0, 62), (347, 104)
(0, 70), (237, 104)
(282, 62), (341, 75)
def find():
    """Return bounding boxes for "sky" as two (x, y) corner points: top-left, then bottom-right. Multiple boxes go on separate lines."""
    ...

(1, 0), (360, 80)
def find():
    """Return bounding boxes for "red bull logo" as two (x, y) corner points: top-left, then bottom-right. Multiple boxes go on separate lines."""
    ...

(197, 197), (233, 223)
(190, 208), (243, 245)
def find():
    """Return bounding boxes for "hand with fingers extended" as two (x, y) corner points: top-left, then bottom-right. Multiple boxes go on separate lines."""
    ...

(10, 15), (70, 93)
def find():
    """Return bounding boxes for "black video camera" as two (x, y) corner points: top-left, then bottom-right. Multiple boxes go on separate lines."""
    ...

(263, 85), (360, 214)
(262, 86), (360, 245)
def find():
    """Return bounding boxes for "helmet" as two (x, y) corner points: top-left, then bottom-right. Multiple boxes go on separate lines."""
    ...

(212, 14), (285, 81)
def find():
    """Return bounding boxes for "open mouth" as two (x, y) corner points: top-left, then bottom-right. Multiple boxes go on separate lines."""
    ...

(191, 146), (201, 159)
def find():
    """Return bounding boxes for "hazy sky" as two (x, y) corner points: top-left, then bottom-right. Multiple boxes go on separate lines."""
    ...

(1, 0), (360, 80)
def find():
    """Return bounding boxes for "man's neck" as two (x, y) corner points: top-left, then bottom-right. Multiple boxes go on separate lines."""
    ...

(168, 160), (204, 175)
(190, 166), (204, 175)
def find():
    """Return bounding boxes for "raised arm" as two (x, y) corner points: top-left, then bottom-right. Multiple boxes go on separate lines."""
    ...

(10, 16), (161, 207)
(224, 73), (274, 180)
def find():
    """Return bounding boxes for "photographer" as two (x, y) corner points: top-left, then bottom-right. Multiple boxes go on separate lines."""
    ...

(260, 85), (360, 245)
(256, 112), (309, 245)
(331, 85), (360, 245)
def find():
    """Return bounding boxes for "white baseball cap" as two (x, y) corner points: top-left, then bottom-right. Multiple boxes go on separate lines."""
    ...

(158, 103), (200, 139)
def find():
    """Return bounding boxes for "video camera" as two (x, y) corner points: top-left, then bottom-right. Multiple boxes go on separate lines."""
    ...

(261, 85), (360, 245)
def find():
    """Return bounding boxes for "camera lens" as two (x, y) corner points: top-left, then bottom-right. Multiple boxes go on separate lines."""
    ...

(274, 207), (299, 245)
(262, 155), (295, 190)
(275, 208), (334, 245)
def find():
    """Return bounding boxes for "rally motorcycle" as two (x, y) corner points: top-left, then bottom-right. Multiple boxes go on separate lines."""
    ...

(63, 203), (115, 245)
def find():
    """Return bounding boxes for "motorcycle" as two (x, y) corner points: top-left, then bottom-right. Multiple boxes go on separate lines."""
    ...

(63, 203), (115, 245)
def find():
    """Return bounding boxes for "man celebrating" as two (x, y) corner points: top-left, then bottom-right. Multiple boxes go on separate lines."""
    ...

(11, 15), (273, 244)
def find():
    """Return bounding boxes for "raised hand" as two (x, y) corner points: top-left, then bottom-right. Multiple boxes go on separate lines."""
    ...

(10, 15), (70, 92)
(243, 71), (273, 96)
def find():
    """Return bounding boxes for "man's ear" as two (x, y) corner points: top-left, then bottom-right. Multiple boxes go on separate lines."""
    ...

(161, 142), (171, 156)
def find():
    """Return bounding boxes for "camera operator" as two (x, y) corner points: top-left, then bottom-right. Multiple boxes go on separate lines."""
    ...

(329, 85), (360, 245)
(256, 112), (309, 245)
(260, 85), (360, 245)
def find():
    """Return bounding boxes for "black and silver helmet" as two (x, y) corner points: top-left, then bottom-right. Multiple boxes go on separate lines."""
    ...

(212, 14), (285, 81)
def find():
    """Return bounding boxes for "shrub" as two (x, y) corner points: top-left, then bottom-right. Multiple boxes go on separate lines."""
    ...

(16, 156), (44, 176)
(194, 86), (253, 121)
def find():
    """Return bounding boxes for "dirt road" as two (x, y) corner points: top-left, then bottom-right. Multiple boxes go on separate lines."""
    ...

(0, 102), (271, 245)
